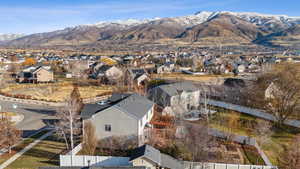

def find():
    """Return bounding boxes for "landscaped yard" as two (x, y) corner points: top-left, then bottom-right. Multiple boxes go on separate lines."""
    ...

(0, 130), (49, 165)
(208, 109), (300, 165)
(1, 82), (112, 102)
(6, 134), (66, 169)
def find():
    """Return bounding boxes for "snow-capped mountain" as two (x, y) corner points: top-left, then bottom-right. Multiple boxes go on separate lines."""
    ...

(85, 11), (300, 30)
(0, 34), (25, 41)
(87, 18), (161, 29)
(195, 11), (300, 30)
(3, 11), (300, 48)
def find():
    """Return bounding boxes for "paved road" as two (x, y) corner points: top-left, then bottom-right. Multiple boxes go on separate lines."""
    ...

(0, 100), (58, 137)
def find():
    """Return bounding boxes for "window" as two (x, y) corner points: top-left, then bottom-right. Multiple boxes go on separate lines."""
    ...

(105, 124), (111, 132)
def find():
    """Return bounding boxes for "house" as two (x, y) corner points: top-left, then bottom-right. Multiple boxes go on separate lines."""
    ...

(130, 145), (183, 169)
(237, 64), (246, 73)
(265, 82), (282, 99)
(91, 65), (123, 83)
(157, 62), (175, 74)
(16, 66), (54, 83)
(148, 82), (200, 113)
(125, 68), (150, 87)
(81, 93), (155, 144)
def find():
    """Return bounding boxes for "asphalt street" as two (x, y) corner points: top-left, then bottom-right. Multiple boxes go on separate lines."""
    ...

(0, 100), (58, 137)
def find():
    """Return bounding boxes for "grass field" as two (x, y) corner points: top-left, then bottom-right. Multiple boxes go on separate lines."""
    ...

(152, 73), (233, 82)
(6, 134), (66, 169)
(1, 83), (112, 102)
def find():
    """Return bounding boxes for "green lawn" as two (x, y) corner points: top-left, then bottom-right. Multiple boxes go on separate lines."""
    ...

(0, 130), (49, 165)
(6, 135), (66, 169)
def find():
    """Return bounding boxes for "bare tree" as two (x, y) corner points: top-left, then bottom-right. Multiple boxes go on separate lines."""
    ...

(254, 119), (273, 146)
(242, 63), (300, 126)
(278, 135), (300, 169)
(55, 84), (83, 150)
(82, 121), (97, 155)
(183, 121), (215, 162)
(0, 116), (22, 154)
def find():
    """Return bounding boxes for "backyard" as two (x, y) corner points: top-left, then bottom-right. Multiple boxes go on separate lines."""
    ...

(208, 109), (300, 165)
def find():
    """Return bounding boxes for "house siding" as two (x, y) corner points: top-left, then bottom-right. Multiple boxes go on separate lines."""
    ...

(36, 68), (54, 82)
(132, 158), (157, 169)
(89, 107), (139, 140)
(170, 90), (200, 110)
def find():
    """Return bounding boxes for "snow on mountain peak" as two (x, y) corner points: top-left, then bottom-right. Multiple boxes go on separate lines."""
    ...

(88, 18), (161, 28)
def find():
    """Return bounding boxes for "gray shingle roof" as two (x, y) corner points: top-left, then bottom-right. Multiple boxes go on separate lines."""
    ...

(81, 93), (153, 120)
(129, 145), (161, 165)
(114, 94), (154, 120)
(81, 103), (110, 119)
(130, 145), (183, 169)
(161, 154), (183, 169)
(156, 82), (198, 97)
(128, 68), (147, 80)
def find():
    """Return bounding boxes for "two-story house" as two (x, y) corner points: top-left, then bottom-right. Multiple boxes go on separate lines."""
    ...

(17, 66), (54, 83)
(81, 93), (155, 144)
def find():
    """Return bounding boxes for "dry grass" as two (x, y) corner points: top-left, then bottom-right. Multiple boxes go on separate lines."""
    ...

(2, 83), (112, 102)
(152, 73), (233, 82)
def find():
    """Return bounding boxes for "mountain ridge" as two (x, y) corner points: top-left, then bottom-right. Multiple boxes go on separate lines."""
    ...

(3, 11), (300, 49)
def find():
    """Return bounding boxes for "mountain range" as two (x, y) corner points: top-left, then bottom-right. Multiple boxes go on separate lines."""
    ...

(0, 34), (25, 42)
(3, 11), (300, 49)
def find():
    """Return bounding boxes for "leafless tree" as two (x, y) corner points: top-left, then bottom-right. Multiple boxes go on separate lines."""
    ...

(55, 84), (83, 150)
(82, 121), (97, 155)
(98, 136), (138, 156)
(241, 63), (300, 126)
(0, 116), (22, 154)
(278, 135), (300, 169)
(254, 119), (273, 146)
(183, 121), (215, 162)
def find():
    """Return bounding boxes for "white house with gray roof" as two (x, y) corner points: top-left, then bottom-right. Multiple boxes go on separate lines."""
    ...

(148, 82), (200, 115)
(81, 93), (155, 144)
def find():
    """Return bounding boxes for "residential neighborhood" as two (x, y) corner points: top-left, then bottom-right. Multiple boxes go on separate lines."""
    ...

(1, 1), (300, 169)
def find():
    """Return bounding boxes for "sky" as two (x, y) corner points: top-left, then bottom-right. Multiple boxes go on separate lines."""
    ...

(0, 0), (299, 34)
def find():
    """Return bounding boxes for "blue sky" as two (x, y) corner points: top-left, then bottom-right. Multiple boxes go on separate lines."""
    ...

(1, 0), (299, 34)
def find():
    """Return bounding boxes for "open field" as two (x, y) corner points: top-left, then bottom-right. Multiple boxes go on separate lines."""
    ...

(152, 73), (233, 83)
(0, 82), (112, 102)
(6, 134), (66, 169)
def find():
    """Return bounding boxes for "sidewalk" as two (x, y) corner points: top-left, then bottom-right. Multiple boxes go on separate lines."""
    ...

(203, 99), (300, 128)
(0, 130), (54, 169)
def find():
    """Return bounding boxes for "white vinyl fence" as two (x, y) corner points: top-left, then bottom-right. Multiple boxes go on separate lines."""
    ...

(60, 155), (131, 167)
(183, 162), (278, 169)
